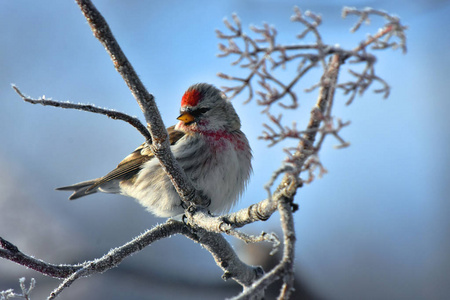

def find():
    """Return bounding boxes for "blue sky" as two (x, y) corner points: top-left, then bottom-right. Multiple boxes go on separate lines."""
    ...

(1, 1), (449, 299)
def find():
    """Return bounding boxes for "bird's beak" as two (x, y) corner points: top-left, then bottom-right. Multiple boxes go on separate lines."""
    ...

(177, 112), (195, 124)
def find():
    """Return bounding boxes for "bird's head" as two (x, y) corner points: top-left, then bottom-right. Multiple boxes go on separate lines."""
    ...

(176, 83), (241, 133)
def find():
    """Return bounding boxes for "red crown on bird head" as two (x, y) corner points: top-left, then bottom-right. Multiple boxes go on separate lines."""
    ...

(181, 89), (201, 107)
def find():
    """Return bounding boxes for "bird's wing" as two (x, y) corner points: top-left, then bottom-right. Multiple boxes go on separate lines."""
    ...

(87, 126), (185, 191)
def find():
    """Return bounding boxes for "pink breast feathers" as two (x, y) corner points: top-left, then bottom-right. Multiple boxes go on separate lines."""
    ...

(181, 89), (202, 107)
(205, 130), (247, 152)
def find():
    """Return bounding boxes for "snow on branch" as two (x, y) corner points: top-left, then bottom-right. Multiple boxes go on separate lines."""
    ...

(0, 278), (35, 300)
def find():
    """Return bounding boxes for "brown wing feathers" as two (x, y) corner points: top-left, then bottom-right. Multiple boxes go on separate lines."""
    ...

(65, 126), (185, 196)
(56, 126), (185, 199)
(87, 126), (185, 191)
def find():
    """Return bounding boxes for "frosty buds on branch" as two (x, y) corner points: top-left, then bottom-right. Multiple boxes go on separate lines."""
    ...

(214, 10), (406, 296)
(217, 6), (407, 186)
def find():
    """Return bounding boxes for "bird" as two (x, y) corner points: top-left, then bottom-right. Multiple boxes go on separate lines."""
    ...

(56, 83), (252, 217)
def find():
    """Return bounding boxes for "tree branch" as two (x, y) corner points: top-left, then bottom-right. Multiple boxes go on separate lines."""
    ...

(12, 85), (152, 142)
(2, 220), (262, 299)
(182, 228), (264, 288)
(0, 278), (35, 300)
(230, 196), (296, 300)
(0, 237), (81, 278)
(75, 0), (201, 206)
(183, 56), (340, 300)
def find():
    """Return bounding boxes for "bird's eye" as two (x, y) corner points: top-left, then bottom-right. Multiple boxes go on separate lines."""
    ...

(192, 107), (210, 116)
(197, 107), (210, 114)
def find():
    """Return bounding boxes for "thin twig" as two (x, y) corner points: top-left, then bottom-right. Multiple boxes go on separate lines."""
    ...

(231, 196), (296, 300)
(12, 85), (152, 141)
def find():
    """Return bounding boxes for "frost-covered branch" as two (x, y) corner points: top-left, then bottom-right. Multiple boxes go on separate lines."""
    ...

(76, 0), (201, 207)
(218, 6), (406, 188)
(215, 6), (406, 298)
(12, 85), (152, 142)
(1, 221), (262, 300)
(0, 278), (35, 300)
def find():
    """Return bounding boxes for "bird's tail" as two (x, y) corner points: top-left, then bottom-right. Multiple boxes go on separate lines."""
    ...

(56, 179), (99, 200)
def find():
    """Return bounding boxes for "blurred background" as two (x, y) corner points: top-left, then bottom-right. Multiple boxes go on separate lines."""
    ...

(1, 0), (449, 299)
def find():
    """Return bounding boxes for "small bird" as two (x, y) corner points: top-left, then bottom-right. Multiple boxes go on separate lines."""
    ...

(56, 83), (252, 217)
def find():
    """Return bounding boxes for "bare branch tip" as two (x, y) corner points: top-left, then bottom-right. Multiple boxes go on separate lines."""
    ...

(11, 84), (25, 98)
